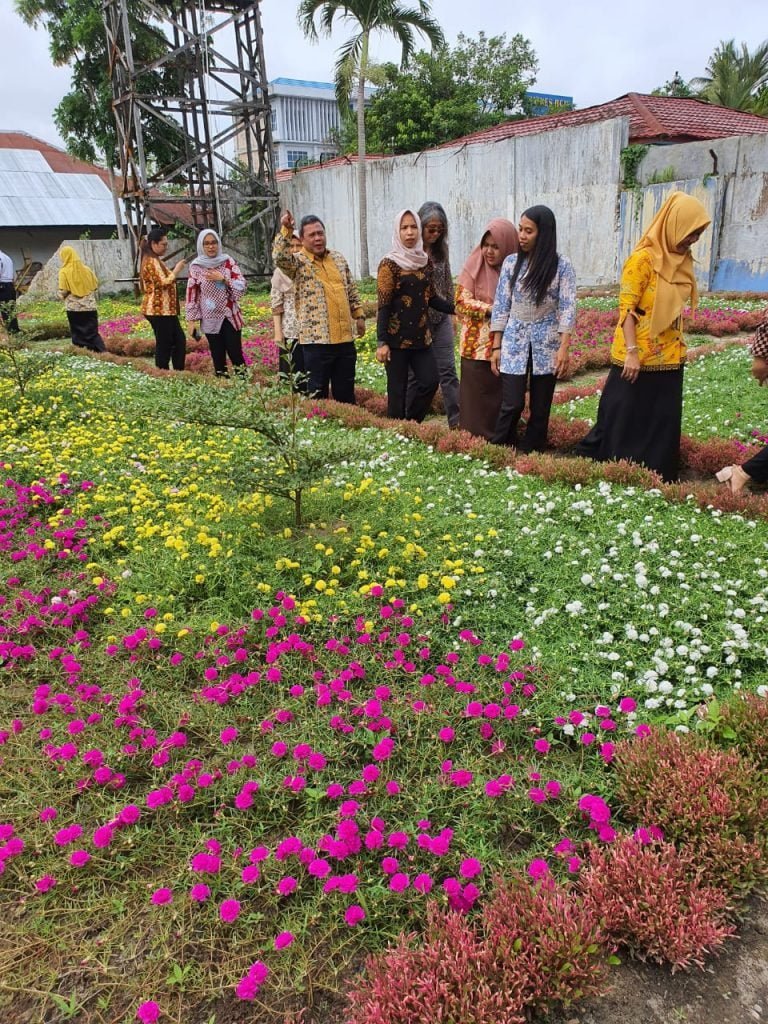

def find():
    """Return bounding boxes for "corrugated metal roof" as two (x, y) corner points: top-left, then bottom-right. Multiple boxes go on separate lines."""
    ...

(0, 146), (118, 226)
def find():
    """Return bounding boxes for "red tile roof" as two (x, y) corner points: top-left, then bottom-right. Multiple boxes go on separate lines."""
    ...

(437, 93), (768, 149)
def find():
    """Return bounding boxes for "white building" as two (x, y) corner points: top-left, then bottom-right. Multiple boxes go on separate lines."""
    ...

(268, 78), (342, 170)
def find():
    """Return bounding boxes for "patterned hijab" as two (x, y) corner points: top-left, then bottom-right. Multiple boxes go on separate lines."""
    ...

(191, 229), (229, 269)
(58, 246), (99, 298)
(458, 218), (519, 304)
(384, 210), (429, 271)
(635, 191), (711, 337)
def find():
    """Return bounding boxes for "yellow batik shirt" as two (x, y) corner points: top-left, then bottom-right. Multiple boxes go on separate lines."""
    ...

(611, 248), (687, 371)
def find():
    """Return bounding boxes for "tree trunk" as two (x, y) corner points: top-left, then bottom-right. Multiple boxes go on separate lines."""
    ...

(356, 33), (369, 279)
(106, 159), (126, 241)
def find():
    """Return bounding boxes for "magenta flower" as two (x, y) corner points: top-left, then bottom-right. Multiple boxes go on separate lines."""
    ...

(389, 872), (409, 892)
(527, 859), (550, 881)
(533, 738), (551, 754)
(70, 849), (91, 867)
(151, 888), (173, 905)
(459, 857), (482, 879)
(277, 876), (298, 896)
(274, 930), (295, 950)
(189, 884), (210, 902)
(35, 874), (57, 893)
(413, 872), (433, 894)
(344, 904), (365, 926)
(136, 1001), (161, 1023)
(220, 727), (238, 745)
(219, 899), (241, 923)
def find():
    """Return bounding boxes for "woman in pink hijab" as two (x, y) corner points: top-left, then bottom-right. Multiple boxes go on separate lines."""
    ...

(456, 218), (519, 438)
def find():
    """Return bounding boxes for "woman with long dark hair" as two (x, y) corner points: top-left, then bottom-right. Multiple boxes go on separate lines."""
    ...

(490, 206), (576, 451)
(576, 191), (710, 482)
(140, 227), (187, 371)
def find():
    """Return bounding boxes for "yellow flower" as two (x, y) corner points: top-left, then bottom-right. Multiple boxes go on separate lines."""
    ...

(417, 573), (429, 590)
(437, 592), (451, 604)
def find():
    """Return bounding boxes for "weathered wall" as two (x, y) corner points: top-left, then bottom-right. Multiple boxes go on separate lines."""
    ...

(20, 238), (134, 301)
(277, 118), (629, 284)
(618, 177), (724, 291)
(639, 134), (768, 291)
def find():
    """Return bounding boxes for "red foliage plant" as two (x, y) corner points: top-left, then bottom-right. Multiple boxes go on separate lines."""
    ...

(718, 693), (768, 771)
(613, 728), (768, 897)
(579, 834), (735, 970)
(344, 874), (609, 1024)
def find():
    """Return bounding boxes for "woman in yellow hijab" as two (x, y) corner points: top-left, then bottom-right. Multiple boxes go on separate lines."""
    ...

(576, 191), (711, 481)
(58, 245), (106, 352)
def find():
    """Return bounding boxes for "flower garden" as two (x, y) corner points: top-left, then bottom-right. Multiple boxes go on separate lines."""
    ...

(1, 291), (767, 1024)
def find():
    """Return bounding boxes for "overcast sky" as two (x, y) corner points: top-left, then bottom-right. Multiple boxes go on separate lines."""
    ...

(2, 0), (766, 151)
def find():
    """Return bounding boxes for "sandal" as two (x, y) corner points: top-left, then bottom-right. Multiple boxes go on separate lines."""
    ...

(715, 465), (751, 494)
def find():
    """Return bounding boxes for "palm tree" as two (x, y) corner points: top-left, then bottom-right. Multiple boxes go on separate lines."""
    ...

(297, 0), (444, 278)
(691, 38), (768, 113)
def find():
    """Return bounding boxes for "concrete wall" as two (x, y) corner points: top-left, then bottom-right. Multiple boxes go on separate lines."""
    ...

(277, 118), (629, 284)
(20, 239), (135, 301)
(618, 177), (724, 291)
(1, 227), (116, 284)
(639, 133), (768, 291)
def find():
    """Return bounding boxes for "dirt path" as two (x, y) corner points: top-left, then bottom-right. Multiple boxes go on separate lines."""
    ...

(548, 897), (768, 1024)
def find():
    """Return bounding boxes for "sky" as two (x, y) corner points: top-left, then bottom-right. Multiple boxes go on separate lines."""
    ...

(1, 0), (766, 152)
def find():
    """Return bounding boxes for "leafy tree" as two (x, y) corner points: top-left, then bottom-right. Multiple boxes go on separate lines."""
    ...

(345, 31), (538, 155)
(652, 72), (694, 98)
(690, 38), (768, 112)
(297, 0), (444, 278)
(15, 0), (185, 234)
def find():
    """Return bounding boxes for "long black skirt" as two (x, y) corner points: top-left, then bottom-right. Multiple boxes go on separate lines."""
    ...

(574, 365), (683, 482)
(67, 310), (106, 352)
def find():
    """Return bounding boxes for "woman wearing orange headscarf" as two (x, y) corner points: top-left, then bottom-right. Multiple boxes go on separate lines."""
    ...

(456, 218), (519, 438)
(576, 191), (711, 481)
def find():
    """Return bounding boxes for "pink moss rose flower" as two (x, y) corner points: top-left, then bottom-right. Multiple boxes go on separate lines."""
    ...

(219, 899), (241, 923)
(136, 1001), (160, 1023)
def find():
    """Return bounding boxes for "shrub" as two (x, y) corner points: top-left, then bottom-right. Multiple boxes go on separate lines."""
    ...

(613, 728), (768, 897)
(344, 874), (609, 1024)
(717, 693), (768, 771)
(579, 835), (735, 970)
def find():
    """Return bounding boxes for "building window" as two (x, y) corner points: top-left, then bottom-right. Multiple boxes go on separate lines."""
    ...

(320, 151), (336, 163)
(287, 149), (309, 169)
(270, 111), (277, 131)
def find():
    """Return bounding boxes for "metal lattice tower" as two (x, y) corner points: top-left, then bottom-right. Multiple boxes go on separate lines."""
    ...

(103, 0), (278, 274)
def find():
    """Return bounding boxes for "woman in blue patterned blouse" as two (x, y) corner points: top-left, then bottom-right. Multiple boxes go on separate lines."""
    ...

(489, 206), (576, 452)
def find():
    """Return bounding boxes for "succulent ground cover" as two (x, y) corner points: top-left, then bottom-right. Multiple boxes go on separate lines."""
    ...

(1, 293), (767, 1024)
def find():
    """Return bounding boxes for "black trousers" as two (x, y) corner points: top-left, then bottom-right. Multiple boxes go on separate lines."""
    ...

(67, 310), (105, 352)
(302, 341), (356, 404)
(0, 281), (19, 333)
(146, 315), (186, 370)
(278, 339), (307, 393)
(206, 318), (245, 376)
(387, 347), (439, 422)
(743, 445), (768, 484)
(492, 354), (556, 451)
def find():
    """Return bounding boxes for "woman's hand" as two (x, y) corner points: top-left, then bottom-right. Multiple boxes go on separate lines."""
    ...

(376, 344), (390, 364)
(554, 342), (570, 379)
(752, 357), (768, 386)
(490, 349), (501, 376)
(203, 269), (226, 282)
(621, 350), (641, 383)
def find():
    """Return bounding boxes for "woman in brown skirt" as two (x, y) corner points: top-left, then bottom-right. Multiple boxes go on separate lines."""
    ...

(456, 219), (519, 438)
